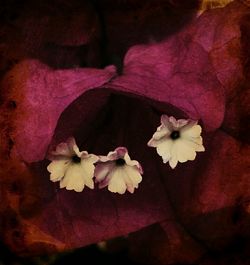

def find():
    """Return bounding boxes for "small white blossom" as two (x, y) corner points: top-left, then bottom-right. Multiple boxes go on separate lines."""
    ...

(47, 138), (98, 192)
(148, 115), (205, 169)
(95, 147), (143, 194)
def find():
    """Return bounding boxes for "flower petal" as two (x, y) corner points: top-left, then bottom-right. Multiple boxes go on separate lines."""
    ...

(156, 139), (173, 164)
(115, 147), (128, 158)
(83, 154), (99, 164)
(169, 115), (188, 128)
(95, 162), (115, 183)
(52, 142), (73, 156)
(176, 140), (197, 163)
(108, 169), (127, 194)
(59, 164), (85, 192)
(47, 159), (70, 182)
(123, 153), (143, 173)
(181, 124), (202, 139)
(124, 166), (143, 190)
(169, 158), (178, 169)
(183, 137), (205, 152)
(80, 160), (96, 190)
(72, 144), (82, 158)
(161, 116), (174, 131)
(153, 125), (171, 140)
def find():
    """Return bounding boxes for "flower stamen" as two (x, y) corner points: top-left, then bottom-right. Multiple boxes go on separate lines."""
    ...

(72, 155), (81, 163)
(115, 158), (126, 166)
(170, 130), (180, 140)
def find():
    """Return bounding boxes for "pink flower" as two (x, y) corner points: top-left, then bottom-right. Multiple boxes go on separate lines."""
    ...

(95, 147), (143, 194)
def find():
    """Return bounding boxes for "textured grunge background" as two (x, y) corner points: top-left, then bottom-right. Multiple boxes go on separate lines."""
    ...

(0, 0), (250, 264)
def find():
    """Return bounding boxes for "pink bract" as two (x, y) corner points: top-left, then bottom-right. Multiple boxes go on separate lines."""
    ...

(0, 2), (249, 263)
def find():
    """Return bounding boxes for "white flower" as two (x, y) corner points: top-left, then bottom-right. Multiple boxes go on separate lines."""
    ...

(95, 147), (143, 194)
(147, 115), (205, 169)
(47, 138), (98, 192)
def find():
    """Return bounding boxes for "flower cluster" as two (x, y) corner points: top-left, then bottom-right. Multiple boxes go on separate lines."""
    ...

(47, 139), (143, 194)
(47, 115), (204, 193)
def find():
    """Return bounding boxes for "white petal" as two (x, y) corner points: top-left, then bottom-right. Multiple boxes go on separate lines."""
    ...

(169, 157), (178, 169)
(87, 154), (99, 163)
(108, 170), (127, 194)
(73, 144), (82, 157)
(184, 137), (205, 152)
(83, 175), (94, 190)
(125, 158), (139, 168)
(47, 160), (70, 182)
(124, 153), (141, 170)
(153, 125), (170, 140)
(105, 151), (119, 161)
(156, 139), (173, 163)
(169, 142), (178, 169)
(181, 124), (202, 138)
(119, 168), (134, 190)
(124, 166), (142, 185)
(168, 139), (199, 169)
(60, 164), (86, 192)
(80, 160), (96, 189)
(176, 140), (197, 162)
(147, 138), (158, 147)
(123, 153), (132, 163)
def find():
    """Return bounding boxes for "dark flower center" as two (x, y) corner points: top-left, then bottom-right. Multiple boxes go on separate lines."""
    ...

(72, 155), (81, 163)
(170, 130), (180, 140)
(116, 158), (126, 166)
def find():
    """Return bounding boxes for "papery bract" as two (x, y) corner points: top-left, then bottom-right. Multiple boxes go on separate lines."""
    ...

(1, 60), (116, 163)
(0, 1), (249, 263)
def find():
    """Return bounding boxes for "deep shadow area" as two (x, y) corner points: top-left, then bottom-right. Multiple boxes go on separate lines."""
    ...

(0, 0), (200, 73)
